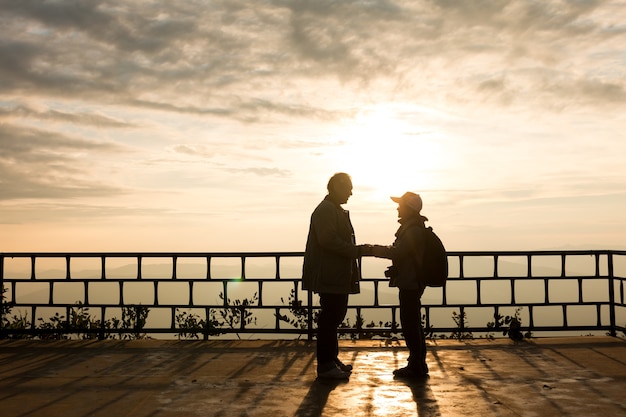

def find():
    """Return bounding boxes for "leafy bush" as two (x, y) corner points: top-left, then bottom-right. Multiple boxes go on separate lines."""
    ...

(487, 307), (532, 341)
(450, 310), (473, 340)
(175, 309), (223, 340)
(1, 287), (30, 339)
(117, 305), (150, 340)
(276, 289), (313, 335)
(218, 292), (258, 339)
(1, 292), (152, 340)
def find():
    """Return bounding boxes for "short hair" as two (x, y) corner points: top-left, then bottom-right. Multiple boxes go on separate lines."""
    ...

(327, 172), (352, 191)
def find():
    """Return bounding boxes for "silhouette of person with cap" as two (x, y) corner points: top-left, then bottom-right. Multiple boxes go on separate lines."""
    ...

(371, 192), (430, 378)
(302, 172), (373, 379)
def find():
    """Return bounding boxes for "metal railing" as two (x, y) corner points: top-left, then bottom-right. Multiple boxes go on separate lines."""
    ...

(1, 250), (625, 340)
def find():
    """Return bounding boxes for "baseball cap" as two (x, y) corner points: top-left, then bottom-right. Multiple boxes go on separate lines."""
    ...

(390, 192), (423, 213)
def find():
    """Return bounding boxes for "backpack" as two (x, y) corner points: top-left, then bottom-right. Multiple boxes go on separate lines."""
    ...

(419, 226), (448, 287)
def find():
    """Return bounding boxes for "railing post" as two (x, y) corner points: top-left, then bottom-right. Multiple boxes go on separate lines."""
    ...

(30, 256), (36, 279)
(608, 251), (616, 337)
(65, 256), (71, 280)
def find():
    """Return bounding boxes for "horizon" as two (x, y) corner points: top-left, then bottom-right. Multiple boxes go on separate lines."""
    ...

(2, 1), (626, 253)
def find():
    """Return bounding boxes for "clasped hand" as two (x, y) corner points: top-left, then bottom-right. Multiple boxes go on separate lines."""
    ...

(359, 244), (389, 258)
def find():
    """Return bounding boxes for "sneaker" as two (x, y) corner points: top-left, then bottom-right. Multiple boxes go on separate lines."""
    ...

(335, 358), (353, 372)
(318, 365), (351, 380)
(393, 366), (428, 379)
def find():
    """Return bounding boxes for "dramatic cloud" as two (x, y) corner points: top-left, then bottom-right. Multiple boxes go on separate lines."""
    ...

(0, 123), (129, 200)
(1, 0), (625, 250)
(0, 104), (134, 127)
(1, 0), (623, 113)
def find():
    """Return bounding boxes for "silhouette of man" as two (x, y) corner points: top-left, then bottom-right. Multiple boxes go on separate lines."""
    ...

(302, 172), (371, 379)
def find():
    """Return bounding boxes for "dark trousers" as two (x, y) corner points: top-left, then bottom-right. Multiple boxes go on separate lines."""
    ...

(316, 293), (349, 368)
(399, 288), (427, 373)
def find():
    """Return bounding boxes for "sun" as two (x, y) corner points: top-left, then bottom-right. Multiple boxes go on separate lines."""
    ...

(328, 104), (446, 201)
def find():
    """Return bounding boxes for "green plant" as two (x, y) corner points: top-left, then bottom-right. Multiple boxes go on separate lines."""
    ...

(2, 291), (153, 340)
(359, 320), (396, 340)
(68, 302), (106, 340)
(337, 316), (356, 340)
(2, 286), (29, 338)
(487, 307), (531, 341)
(450, 310), (473, 340)
(27, 304), (149, 340)
(276, 289), (316, 338)
(36, 312), (66, 339)
(218, 292), (258, 339)
(175, 309), (223, 340)
(335, 311), (368, 341)
(119, 305), (150, 340)
(3, 312), (31, 339)
(337, 311), (387, 341)
(1, 286), (10, 320)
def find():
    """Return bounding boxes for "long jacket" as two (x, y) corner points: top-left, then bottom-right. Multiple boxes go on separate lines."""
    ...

(379, 216), (426, 290)
(302, 196), (361, 294)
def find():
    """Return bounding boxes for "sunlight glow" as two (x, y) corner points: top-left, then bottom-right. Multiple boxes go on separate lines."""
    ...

(329, 104), (447, 200)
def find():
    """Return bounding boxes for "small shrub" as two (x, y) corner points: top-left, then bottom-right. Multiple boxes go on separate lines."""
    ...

(276, 289), (313, 334)
(175, 309), (223, 340)
(218, 292), (258, 339)
(68, 303), (104, 340)
(119, 305), (150, 340)
(3, 287), (36, 339)
(360, 320), (396, 340)
(4, 312), (31, 339)
(487, 307), (531, 341)
(450, 310), (473, 340)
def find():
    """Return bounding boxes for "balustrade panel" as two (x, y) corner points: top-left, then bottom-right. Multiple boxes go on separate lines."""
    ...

(1, 250), (624, 339)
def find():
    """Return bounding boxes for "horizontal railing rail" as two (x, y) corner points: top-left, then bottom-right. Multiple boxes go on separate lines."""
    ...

(1, 250), (625, 340)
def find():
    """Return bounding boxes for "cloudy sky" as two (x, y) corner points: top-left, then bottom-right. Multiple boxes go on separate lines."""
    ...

(1, 0), (625, 253)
